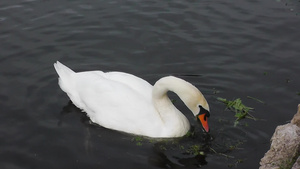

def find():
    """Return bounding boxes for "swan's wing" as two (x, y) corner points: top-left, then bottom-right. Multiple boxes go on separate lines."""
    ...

(104, 71), (153, 100)
(71, 71), (161, 134)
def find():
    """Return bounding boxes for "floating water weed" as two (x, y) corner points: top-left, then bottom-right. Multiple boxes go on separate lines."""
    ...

(247, 96), (265, 104)
(187, 145), (205, 156)
(133, 136), (143, 146)
(217, 97), (257, 123)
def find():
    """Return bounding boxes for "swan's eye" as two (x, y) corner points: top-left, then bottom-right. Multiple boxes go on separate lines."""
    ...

(198, 105), (210, 117)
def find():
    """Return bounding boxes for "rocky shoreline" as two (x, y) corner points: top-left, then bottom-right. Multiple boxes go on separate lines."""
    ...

(260, 104), (300, 169)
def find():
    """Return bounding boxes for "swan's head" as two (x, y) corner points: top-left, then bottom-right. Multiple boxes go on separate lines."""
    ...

(183, 87), (210, 133)
(196, 105), (210, 133)
(188, 98), (210, 133)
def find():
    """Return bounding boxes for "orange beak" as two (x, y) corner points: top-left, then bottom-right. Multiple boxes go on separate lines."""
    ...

(198, 114), (209, 132)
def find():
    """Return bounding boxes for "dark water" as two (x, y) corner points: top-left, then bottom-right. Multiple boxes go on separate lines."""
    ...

(1, 0), (300, 168)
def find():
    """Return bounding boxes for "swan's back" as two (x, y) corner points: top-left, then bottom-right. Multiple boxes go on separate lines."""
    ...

(104, 71), (153, 99)
(53, 62), (166, 136)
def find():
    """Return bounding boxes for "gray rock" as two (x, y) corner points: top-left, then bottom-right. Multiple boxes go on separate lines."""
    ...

(292, 156), (300, 169)
(291, 104), (300, 127)
(260, 104), (300, 169)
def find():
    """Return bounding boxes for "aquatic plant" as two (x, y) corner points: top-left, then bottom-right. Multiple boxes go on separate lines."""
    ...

(187, 145), (205, 156)
(247, 96), (265, 104)
(217, 97), (257, 124)
(184, 130), (196, 138)
(228, 159), (244, 168)
(133, 136), (143, 146)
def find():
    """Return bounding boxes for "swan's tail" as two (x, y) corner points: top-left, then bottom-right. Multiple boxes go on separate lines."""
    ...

(53, 61), (75, 93)
(54, 61), (75, 76)
(54, 61), (85, 110)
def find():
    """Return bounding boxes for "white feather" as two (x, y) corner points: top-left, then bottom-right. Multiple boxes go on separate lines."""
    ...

(54, 61), (209, 138)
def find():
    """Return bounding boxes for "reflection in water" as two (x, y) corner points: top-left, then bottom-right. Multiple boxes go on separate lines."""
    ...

(55, 97), (265, 168)
(58, 101), (95, 154)
(58, 100), (225, 168)
(149, 151), (207, 168)
(1, 0), (300, 168)
(149, 134), (211, 168)
(58, 100), (91, 126)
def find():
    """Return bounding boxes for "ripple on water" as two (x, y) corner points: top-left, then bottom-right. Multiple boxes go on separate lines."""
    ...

(0, 0), (300, 168)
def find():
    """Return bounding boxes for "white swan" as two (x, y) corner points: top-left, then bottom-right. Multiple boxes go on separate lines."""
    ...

(54, 61), (210, 138)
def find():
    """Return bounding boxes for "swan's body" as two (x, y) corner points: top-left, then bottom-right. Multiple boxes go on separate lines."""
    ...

(54, 61), (210, 138)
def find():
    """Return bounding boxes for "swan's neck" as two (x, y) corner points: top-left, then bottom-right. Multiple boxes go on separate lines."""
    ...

(152, 76), (198, 136)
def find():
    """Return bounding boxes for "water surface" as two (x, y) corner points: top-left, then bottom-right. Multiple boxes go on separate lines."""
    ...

(0, 0), (299, 168)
